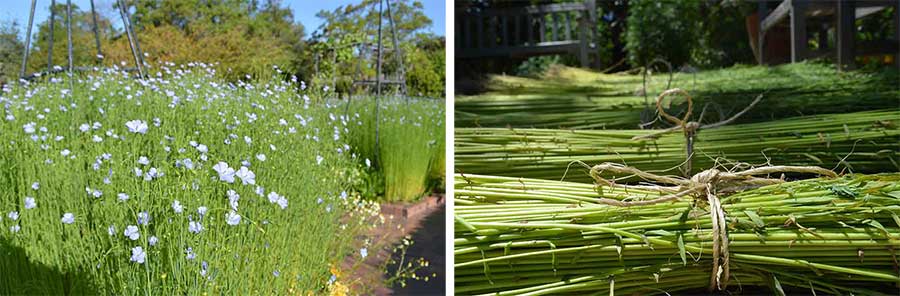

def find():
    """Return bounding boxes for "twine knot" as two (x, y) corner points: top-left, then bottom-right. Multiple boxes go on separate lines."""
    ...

(588, 163), (837, 291)
(631, 88), (765, 176)
(690, 168), (719, 185)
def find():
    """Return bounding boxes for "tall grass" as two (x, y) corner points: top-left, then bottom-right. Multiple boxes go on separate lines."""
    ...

(344, 98), (445, 202)
(0, 65), (379, 294)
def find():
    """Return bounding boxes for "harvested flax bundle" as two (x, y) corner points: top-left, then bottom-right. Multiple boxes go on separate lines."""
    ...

(455, 109), (900, 183)
(455, 63), (899, 129)
(455, 168), (900, 295)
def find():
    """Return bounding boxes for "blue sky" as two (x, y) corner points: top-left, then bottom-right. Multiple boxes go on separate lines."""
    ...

(1, 0), (445, 39)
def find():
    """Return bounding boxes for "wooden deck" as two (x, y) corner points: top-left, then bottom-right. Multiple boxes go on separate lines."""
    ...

(756, 0), (900, 70)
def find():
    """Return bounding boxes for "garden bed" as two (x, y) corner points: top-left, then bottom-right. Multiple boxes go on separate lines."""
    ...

(340, 194), (445, 295)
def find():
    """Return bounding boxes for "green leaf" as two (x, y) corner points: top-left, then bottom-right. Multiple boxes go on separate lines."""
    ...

(866, 219), (892, 239)
(886, 191), (900, 199)
(677, 233), (687, 266)
(645, 229), (675, 237)
(744, 210), (766, 228)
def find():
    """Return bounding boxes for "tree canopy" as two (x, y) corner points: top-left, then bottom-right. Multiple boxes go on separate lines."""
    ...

(4, 0), (444, 97)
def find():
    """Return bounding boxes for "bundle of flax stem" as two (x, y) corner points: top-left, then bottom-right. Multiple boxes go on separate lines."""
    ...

(455, 109), (900, 183)
(456, 63), (899, 129)
(455, 167), (900, 295)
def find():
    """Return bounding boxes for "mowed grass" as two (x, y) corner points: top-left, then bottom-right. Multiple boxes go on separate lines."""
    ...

(0, 65), (383, 294)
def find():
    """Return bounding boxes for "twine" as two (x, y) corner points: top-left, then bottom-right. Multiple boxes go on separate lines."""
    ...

(588, 162), (837, 291)
(632, 88), (765, 176)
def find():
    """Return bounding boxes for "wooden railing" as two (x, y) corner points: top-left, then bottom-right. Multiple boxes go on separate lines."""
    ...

(456, 0), (598, 67)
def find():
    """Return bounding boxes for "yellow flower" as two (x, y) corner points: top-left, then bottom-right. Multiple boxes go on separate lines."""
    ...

(328, 281), (349, 296)
(329, 264), (342, 278)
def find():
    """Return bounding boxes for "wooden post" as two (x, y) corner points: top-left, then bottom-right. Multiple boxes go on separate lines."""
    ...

(501, 15), (509, 47)
(385, 0), (405, 94)
(586, 0), (598, 68)
(376, 0), (383, 96)
(513, 15), (521, 46)
(374, 0), (383, 167)
(90, 0), (103, 60)
(475, 16), (484, 48)
(48, 0), (56, 71)
(487, 15), (496, 47)
(455, 15), (462, 50)
(538, 13), (546, 43)
(836, 0), (855, 71)
(20, 0), (36, 79)
(894, 0), (900, 69)
(66, 0), (73, 81)
(790, 0), (808, 63)
(758, 1), (768, 65)
(118, 0), (144, 77)
(578, 4), (589, 67)
(816, 24), (827, 51)
(550, 13), (559, 41)
(331, 50), (336, 94)
(526, 14), (534, 45)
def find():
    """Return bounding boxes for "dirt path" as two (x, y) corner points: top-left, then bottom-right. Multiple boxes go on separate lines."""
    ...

(340, 194), (445, 295)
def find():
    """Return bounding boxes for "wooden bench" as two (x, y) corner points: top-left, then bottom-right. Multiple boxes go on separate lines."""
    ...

(456, 0), (599, 68)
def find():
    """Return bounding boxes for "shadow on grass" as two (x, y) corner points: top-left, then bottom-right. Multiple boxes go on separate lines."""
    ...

(0, 237), (100, 295)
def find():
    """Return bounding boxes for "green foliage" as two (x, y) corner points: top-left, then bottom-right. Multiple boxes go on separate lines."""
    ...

(692, 1), (756, 68)
(404, 35), (445, 98)
(515, 55), (561, 77)
(0, 20), (23, 84)
(309, 1), (440, 97)
(625, 0), (699, 67)
(0, 67), (379, 294)
(123, 0), (306, 80)
(624, 0), (756, 69)
(23, 3), (112, 74)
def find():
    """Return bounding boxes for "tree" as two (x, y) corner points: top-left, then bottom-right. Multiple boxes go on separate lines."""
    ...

(107, 0), (307, 80)
(0, 20), (24, 84)
(309, 0), (440, 96)
(24, 3), (114, 74)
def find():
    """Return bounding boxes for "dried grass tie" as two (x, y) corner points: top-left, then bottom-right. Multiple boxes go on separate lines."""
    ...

(588, 162), (837, 291)
(633, 88), (765, 175)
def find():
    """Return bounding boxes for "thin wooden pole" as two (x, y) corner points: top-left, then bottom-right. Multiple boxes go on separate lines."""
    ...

(118, 0), (143, 77)
(65, 0), (74, 90)
(66, 0), (74, 77)
(48, 0), (56, 71)
(385, 0), (405, 94)
(120, 0), (145, 67)
(331, 49), (336, 94)
(20, 0), (37, 79)
(757, 1), (767, 65)
(894, 0), (899, 69)
(836, 0), (856, 71)
(376, 0), (384, 96)
(789, 0), (808, 63)
(374, 0), (383, 167)
(90, 0), (103, 60)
